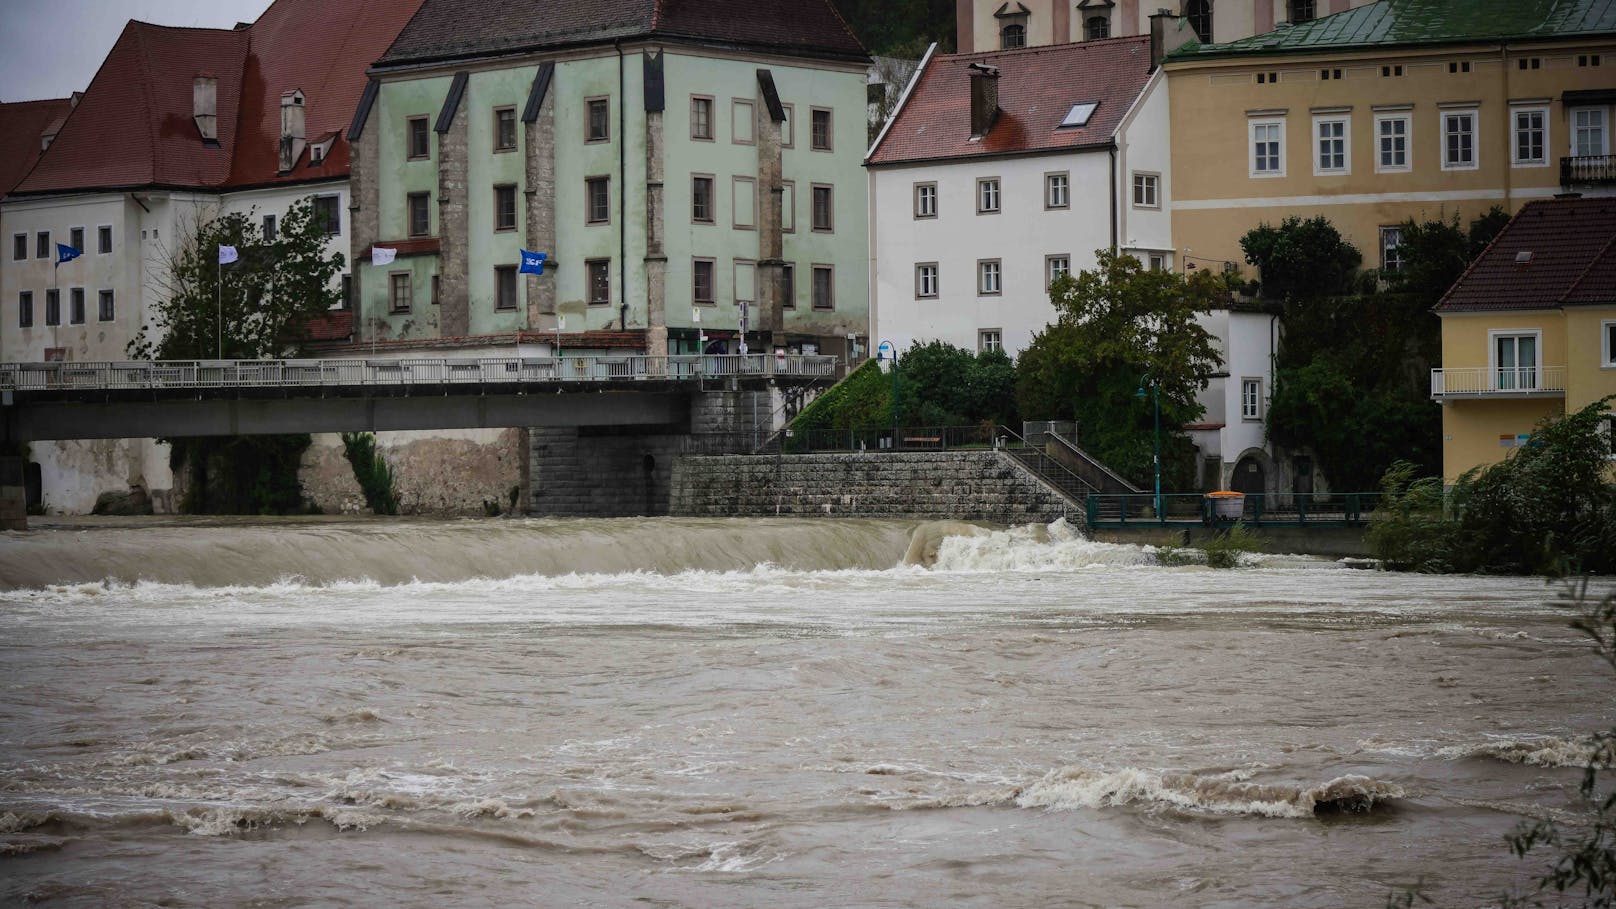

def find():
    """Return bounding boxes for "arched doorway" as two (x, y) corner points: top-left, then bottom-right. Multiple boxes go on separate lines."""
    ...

(1231, 453), (1266, 495)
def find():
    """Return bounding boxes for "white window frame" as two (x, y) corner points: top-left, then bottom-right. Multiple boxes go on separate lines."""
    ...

(1046, 255), (1070, 287)
(1602, 319), (1616, 368)
(1312, 115), (1350, 176)
(1044, 171), (1070, 210)
(1488, 328), (1543, 390)
(1441, 108), (1479, 171)
(1511, 105), (1550, 167)
(1147, 252), (1168, 271)
(914, 182), (938, 219)
(977, 259), (1002, 296)
(978, 329), (1003, 354)
(1132, 172), (1160, 209)
(1240, 378), (1263, 421)
(1249, 118), (1286, 178)
(915, 262), (939, 298)
(976, 177), (1001, 214)
(1374, 113), (1411, 173)
(1573, 107), (1610, 157)
(1380, 225), (1404, 273)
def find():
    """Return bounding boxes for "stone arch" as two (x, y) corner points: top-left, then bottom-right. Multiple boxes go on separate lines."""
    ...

(1228, 447), (1273, 496)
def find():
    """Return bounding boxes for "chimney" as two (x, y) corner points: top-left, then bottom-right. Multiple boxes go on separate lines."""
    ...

(1149, 10), (1195, 69)
(279, 89), (306, 173)
(968, 62), (999, 138)
(193, 74), (218, 143)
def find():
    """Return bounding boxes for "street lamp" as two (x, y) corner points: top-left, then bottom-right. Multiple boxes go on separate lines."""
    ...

(1135, 378), (1162, 519)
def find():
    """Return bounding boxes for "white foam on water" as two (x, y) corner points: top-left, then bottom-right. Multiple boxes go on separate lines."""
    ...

(1012, 766), (1404, 818)
(928, 519), (1154, 572)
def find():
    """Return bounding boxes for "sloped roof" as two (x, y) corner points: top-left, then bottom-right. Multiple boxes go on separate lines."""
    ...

(0, 98), (74, 197)
(1436, 197), (1616, 312)
(377, 0), (865, 67)
(867, 36), (1154, 166)
(1171, 0), (1616, 60)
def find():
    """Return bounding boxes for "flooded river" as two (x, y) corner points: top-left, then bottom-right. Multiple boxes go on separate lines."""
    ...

(0, 517), (1609, 907)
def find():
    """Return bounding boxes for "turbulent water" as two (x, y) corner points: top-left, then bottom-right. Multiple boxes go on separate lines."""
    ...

(0, 517), (1611, 907)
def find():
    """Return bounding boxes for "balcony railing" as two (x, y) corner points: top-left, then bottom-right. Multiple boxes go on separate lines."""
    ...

(1561, 154), (1616, 187)
(1430, 365), (1567, 398)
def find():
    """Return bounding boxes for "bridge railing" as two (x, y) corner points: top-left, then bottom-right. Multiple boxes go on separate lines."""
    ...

(0, 355), (841, 392)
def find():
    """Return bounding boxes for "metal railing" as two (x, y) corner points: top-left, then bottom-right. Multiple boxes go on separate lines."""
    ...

(1087, 491), (1380, 527)
(1430, 365), (1567, 398)
(1561, 154), (1616, 186)
(778, 424), (1001, 454)
(0, 354), (840, 392)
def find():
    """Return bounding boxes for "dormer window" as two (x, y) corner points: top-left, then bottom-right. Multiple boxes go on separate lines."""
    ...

(995, 2), (1030, 49)
(1001, 23), (1026, 48)
(1287, 0), (1315, 23)
(1085, 15), (1110, 40)
(1059, 101), (1099, 128)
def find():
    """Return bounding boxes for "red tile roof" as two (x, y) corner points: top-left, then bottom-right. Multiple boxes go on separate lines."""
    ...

(12, 0), (423, 197)
(1436, 198), (1616, 312)
(0, 98), (75, 197)
(303, 308), (354, 343)
(867, 36), (1156, 166)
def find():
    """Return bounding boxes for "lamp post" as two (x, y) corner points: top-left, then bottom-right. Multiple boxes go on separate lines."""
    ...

(1136, 378), (1161, 519)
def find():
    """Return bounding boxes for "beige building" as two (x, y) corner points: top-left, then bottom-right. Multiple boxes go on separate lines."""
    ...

(955, 0), (1374, 52)
(1164, 0), (1616, 277)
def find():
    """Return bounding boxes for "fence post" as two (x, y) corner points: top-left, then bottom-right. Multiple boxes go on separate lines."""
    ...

(1086, 496), (1097, 526)
(1298, 495), (1306, 526)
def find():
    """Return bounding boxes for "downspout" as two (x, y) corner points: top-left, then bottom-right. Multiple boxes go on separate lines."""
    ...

(1109, 142), (1119, 253)
(616, 39), (628, 332)
(1499, 40), (1512, 207)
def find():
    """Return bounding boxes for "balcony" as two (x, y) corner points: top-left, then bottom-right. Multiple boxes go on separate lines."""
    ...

(1561, 154), (1616, 187)
(1431, 366), (1566, 399)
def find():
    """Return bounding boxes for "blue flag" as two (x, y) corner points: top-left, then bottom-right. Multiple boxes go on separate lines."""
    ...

(55, 243), (81, 266)
(519, 250), (548, 275)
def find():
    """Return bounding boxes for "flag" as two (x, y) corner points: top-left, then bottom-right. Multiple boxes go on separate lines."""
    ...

(218, 245), (239, 265)
(371, 246), (397, 266)
(519, 250), (547, 275)
(54, 243), (81, 266)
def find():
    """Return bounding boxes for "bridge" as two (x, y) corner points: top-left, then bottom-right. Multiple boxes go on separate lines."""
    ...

(0, 354), (839, 443)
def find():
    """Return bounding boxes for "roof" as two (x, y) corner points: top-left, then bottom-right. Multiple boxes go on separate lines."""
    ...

(1169, 0), (1616, 61)
(12, 0), (423, 197)
(378, 0), (866, 67)
(0, 98), (74, 197)
(867, 36), (1155, 166)
(1436, 197), (1616, 313)
(303, 308), (354, 343)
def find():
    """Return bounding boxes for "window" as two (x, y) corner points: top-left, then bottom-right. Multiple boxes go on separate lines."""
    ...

(263, 214), (278, 242)
(1060, 102), (1098, 128)
(495, 185), (517, 231)
(587, 259), (611, 305)
(18, 291), (33, 328)
(1132, 172), (1159, 208)
(1186, 0), (1211, 43)
(1314, 117), (1348, 174)
(732, 99), (755, 144)
(693, 258), (716, 304)
(1148, 253), (1168, 271)
(1320, 68), (1342, 80)
(69, 227), (84, 252)
(1381, 64), (1404, 77)
(407, 191), (431, 237)
(1517, 57), (1542, 71)
(1380, 225), (1404, 273)
(69, 287), (84, 324)
(1047, 255), (1070, 286)
(44, 289), (59, 325)
(407, 116), (430, 159)
(495, 265), (517, 311)
(1442, 110), (1477, 169)
(587, 177), (611, 224)
(1257, 71), (1278, 84)
(781, 263), (796, 309)
(810, 107), (833, 151)
(1449, 61), (1472, 74)
(811, 265), (834, 310)
(1574, 108), (1609, 157)
(692, 176), (715, 223)
(97, 225), (112, 254)
(1603, 319), (1616, 367)
(1045, 172), (1069, 209)
(431, 275), (440, 305)
(915, 263), (939, 298)
(1241, 378), (1263, 420)
(979, 330), (1003, 354)
(342, 274), (353, 309)
(389, 272), (411, 313)
(914, 182), (938, 219)
(811, 184), (833, 232)
(1493, 331), (1540, 390)
(781, 181), (796, 232)
(1250, 119), (1284, 177)
(1579, 54), (1603, 68)
(314, 195), (341, 235)
(977, 177), (1001, 213)
(1288, 0), (1314, 23)
(586, 98), (609, 143)
(36, 231), (49, 258)
(495, 107), (517, 151)
(1513, 107), (1548, 165)
(1084, 15), (1109, 40)
(98, 290), (115, 322)
(12, 234), (24, 260)
(1376, 114), (1410, 172)
(690, 96), (714, 140)
(732, 176), (756, 229)
(1001, 23), (1026, 49)
(977, 259), (1002, 295)
(780, 103), (795, 148)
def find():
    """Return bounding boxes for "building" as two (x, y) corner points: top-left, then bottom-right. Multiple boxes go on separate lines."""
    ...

(956, 0), (1376, 53)
(1164, 0), (1616, 281)
(0, 0), (424, 512)
(348, 0), (872, 364)
(1432, 197), (1616, 481)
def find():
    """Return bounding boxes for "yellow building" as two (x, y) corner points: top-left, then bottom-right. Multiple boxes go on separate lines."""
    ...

(955, 0), (1376, 52)
(1433, 197), (1616, 480)
(1164, 0), (1616, 276)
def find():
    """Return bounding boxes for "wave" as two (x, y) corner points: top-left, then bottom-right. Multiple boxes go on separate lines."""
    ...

(1437, 735), (1603, 768)
(914, 519), (1152, 571)
(1010, 766), (1403, 818)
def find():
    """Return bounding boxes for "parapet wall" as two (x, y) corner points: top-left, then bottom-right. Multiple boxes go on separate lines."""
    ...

(670, 451), (1077, 523)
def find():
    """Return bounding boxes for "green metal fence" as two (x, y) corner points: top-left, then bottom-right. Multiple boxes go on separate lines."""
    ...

(1086, 492), (1379, 527)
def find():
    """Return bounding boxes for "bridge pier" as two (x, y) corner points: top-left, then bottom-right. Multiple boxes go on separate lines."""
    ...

(0, 456), (26, 531)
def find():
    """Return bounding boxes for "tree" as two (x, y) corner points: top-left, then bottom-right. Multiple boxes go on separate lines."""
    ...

(1016, 251), (1223, 490)
(1467, 205), (1511, 258)
(892, 340), (1017, 427)
(1239, 215), (1362, 302)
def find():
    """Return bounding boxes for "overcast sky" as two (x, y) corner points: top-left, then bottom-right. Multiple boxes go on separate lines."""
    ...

(0, 0), (275, 102)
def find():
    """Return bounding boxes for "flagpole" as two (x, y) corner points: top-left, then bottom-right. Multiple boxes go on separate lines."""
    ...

(217, 255), (223, 361)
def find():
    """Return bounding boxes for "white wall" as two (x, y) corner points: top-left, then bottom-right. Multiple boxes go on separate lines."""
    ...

(1116, 72), (1173, 265)
(1189, 307), (1277, 484)
(219, 181), (350, 295)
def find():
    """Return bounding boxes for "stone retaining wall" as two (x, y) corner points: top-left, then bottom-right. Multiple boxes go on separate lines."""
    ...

(670, 451), (1077, 523)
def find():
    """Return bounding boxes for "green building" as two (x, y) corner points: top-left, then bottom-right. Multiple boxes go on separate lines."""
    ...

(347, 0), (872, 360)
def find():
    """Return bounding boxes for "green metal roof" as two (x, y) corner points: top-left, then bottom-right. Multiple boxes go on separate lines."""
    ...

(1167, 0), (1616, 60)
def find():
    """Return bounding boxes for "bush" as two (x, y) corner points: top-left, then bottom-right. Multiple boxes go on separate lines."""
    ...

(1201, 523), (1262, 569)
(341, 432), (399, 516)
(791, 358), (892, 433)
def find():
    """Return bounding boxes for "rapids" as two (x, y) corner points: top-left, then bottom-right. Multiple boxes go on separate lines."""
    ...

(0, 516), (1610, 907)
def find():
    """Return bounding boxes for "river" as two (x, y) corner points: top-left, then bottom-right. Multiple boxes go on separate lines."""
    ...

(0, 517), (1609, 907)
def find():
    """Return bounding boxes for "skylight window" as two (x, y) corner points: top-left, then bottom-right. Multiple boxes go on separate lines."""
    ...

(1060, 102), (1099, 128)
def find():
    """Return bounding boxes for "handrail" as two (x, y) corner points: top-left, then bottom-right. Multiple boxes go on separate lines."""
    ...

(995, 424), (1102, 502)
(1431, 365), (1567, 397)
(1086, 491), (1381, 527)
(1043, 431), (1143, 494)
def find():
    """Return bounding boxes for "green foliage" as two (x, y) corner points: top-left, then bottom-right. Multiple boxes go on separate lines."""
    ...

(892, 341), (1018, 427)
(1468, 205), (1511, 258)
(1240, 216), (1363, 302)
(791, 358), (894, 433)
(1201, 523), (1262, 569)
(341, 432), (399, 516)
(830, 0), (955, 54)
(175, 435), (312, 515)
(1367, 461), (1465, 572)
(1386, 207), (1512, 302)
(1016, 251), (1222, 490)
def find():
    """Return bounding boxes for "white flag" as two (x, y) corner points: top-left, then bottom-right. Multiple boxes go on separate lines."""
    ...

(217, 245), (238, 265)
(371, 246), (397, 266)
